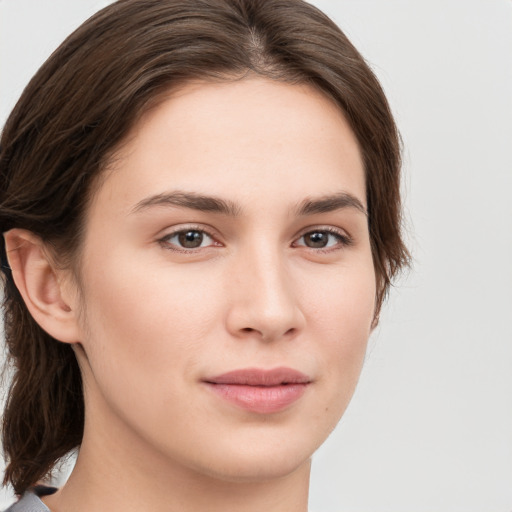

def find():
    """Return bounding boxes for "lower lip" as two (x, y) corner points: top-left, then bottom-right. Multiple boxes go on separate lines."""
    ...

(205, 383), (309, 414)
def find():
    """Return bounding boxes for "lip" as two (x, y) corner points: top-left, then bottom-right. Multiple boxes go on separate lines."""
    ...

(203, 367), (311, 414)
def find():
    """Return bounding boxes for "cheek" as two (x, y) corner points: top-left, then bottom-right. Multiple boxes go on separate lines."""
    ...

(76, 251), (224, 386)
(74, 259), (229, 443)
(303, 256), (376, 335)
(303, 261), (375, 394)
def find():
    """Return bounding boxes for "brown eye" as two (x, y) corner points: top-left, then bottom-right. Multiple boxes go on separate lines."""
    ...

(162, 229), (215, 250)
(295, 229), (350, 250)
(303, 231), (329, 248)
(178, 230), (204, 248)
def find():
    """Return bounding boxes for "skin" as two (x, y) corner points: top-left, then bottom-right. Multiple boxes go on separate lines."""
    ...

(7, 77), (376, 512)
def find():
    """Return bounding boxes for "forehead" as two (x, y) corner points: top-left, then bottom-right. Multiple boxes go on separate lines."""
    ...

(92, 77), (366, 217)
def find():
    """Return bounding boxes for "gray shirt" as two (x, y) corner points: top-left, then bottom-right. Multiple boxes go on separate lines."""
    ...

(3, 486), (56, 512)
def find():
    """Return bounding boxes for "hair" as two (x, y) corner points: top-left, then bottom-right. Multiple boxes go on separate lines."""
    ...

(0, 0), (409, 495)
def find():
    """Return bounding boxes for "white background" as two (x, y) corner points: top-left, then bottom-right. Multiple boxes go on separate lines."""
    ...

(1, 1), (511, 511)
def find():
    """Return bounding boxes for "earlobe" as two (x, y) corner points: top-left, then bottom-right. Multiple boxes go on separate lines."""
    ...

(4, 228), (81, 344)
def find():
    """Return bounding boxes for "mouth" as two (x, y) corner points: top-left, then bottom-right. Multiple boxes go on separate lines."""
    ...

(203, 367), (311, 414)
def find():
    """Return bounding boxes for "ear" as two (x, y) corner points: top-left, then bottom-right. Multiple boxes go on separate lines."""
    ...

(4, 228), (81, 344)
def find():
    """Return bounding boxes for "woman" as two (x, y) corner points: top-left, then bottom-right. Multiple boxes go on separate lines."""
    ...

(0, 0), (409, 510)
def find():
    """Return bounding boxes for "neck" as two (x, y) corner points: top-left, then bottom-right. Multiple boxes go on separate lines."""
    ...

(45, 446), (311, 512)
(42, 392), (311, 512)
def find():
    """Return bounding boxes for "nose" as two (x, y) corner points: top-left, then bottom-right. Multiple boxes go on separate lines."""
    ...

(225, 248), (306, 342)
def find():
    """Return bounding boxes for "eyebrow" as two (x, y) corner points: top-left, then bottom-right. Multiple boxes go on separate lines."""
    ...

(131, 190), (366, 217)
(131, 191), (241, 216)
(295, 192), (367, 217)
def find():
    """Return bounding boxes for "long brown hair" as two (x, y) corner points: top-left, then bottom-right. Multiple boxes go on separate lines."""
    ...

(0, 0), (409, 495)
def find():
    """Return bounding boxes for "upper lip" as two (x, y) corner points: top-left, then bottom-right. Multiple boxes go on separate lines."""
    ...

(204, 367), (311, 386)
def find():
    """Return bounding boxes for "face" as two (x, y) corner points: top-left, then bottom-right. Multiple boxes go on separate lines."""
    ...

(70, 77), (375, 482)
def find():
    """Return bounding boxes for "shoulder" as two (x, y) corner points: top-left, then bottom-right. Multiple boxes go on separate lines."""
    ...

(3, 486), (57, 512)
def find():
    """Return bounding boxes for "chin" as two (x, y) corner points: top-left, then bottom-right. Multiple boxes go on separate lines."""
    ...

(181, 427), (323, 484)
(200, 450), (312, 484)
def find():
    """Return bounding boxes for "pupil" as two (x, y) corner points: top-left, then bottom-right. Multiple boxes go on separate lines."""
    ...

(306, 232), (328, 248)
(179, 230), (203, 248)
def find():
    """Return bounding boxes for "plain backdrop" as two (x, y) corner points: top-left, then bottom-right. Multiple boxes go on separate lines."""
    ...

(1, 1), (511, 511)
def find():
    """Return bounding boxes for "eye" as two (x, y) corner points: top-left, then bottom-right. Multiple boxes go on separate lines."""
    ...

(160, 229), (217, 250)
(294, 229), (351, 250)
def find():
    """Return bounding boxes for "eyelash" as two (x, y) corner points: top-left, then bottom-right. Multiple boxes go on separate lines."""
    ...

(158, 225), (219, 253)
(292, 227), (353, 252)
(158, 225), (353, 253)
